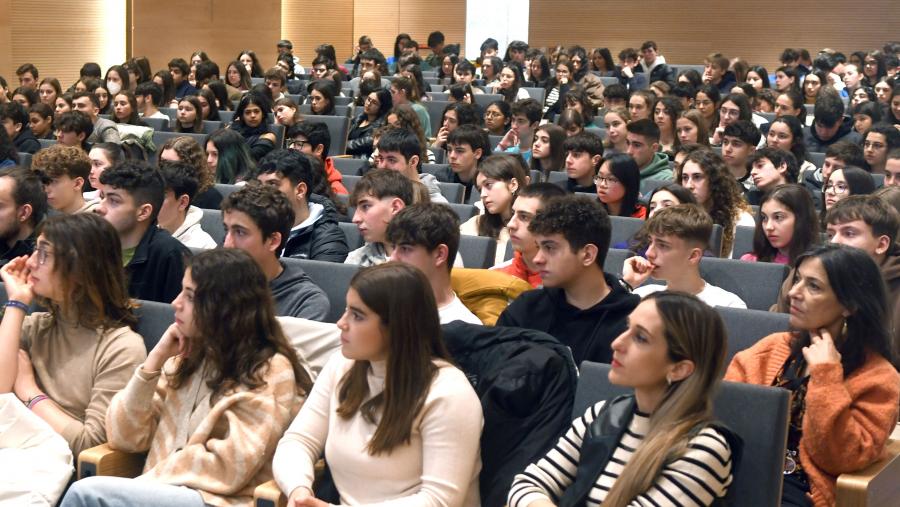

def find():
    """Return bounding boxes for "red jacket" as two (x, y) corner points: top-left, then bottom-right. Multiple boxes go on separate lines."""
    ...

(324, 157), (348, 195)
(493, 251), (542, 288)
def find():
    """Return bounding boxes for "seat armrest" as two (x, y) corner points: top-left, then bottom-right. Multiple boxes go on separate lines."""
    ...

(254, 480), (286, 507)
(836, 439), (900, 507)
(77, 443), (146, 480)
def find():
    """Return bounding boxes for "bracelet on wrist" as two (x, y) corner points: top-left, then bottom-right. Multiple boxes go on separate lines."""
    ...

(26, 394), (49, 410)
(619, 278), (635, 293)
(5, 300), (29, 312)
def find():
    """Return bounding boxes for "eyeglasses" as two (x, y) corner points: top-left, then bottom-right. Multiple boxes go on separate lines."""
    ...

(288, 139), (308, 149)
(720, 107), (741, 118)
(33, 245), (53, 266)
(594, 175), (621, 186)
(824, 182), (849, 194)
(364, 96), (380, 106)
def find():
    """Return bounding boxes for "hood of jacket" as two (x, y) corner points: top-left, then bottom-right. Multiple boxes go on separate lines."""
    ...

(640, 54), (667, 74)
(808, 115), (854, 145)
(640, 152), (672, 178)
(174, 205), (204, 238)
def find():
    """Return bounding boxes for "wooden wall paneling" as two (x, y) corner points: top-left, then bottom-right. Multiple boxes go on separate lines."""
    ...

(6, 0), (126, 89)
(353, 0), (401, 60)
(528, 0), (900, 71)
(398, 0), (466, 58)
(282, 0), (354, 66)
(132, 0), (281, 78)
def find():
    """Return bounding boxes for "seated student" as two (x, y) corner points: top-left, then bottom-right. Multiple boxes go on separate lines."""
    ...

(625, 119), (672, 181)
(273, 262), (482, 506)
(229, 92), (277, 162)
(286, 122), (348, 195)
(221, 184), (330, 320)
(460, 153), (527, 266)
(375, 127), (448, 204)
(622, 204), (747, 308)
(530, 123), (567, 180)
(804, 88), (862, 153)
(256, 149), (348, 263)
(345, 170), (415, 267)
(887, 148), (900, 187)
(646, 182), (698, 218)
(62, 249), (311, 507)
(55, 111), (93, 152)
(264, 67), (287, 101)
(495, 98), (541, 162)
(31, 144), (97, 214)
(156, 162), (218, 249)
(28, 102), (55, 140)
(509, 291), (736, 507)
(746, 146), (799, 205)
(387, 203), (482, 324)
(493, 182), (567, 287)
(172, 95), (203, 134)
(803, 140), (866, 198)
(596, 153), (646, 218)
(823, 196), (900, 365)
(0, 392), (75, 506)
(0, 213), (146, 458)
(497, 196), (640, 364)
(726, 244), (899, 507)
(348, 88), (393, 160)
(603, 106), (632, 154)
(741, 184), (819, 265)
(169, 57), (199, 101)
(563, 131), (603, 193)
(157, 135), (223, 214)
(676, 150), (754, 257)
(822, 165), (876, 217)
(390, 76), (431, 137)
(443, 124), (489, 203)
(0, 102), (40, 154)
(71, 92), (120, 144)
(134, 82), (166, 119)
(720, 120), (760, 186)
(96, 161), (188, 303)
(0, 168), (45, 267)
(863, 123), (900, 174)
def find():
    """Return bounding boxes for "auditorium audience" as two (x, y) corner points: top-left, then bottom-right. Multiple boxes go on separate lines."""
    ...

(740, 184), (819, 264)
(31, 144), (97, 214)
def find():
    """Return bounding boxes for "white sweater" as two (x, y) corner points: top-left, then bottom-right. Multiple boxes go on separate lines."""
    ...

(273, 353), (483, 507)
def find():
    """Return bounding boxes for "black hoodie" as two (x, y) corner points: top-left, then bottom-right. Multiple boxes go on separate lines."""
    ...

(13, 125), (40, 154)
(802, 115), (861, 153)
(496, 273), (640, 365)
(282, 194), (349, 263)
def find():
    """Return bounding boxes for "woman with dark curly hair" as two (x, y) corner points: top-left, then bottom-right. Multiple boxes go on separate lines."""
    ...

(676, 150), (754, 256)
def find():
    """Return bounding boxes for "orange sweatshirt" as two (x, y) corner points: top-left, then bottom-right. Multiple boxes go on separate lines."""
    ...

(725, 332), (899, 507)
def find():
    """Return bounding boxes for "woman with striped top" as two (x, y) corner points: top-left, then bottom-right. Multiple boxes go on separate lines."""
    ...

(508, 291), (737, 507)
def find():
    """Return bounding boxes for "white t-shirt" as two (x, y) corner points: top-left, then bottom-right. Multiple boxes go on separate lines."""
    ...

(439, 294), (483, 325)
(633, 282), (747, 309)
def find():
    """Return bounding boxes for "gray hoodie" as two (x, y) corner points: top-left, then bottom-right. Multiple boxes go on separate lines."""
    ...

(270, 261), (330, 321)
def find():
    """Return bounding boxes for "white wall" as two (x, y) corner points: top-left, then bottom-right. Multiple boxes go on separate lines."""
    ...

(464, 0), (529, 60)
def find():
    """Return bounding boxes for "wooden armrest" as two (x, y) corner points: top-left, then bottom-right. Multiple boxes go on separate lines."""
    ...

(77, 443), (146, 480)
(254, 459), (327, 507)
(836, 439), (900, 507)
(332, 155), (352, 159)
(254, 480), (286, 507)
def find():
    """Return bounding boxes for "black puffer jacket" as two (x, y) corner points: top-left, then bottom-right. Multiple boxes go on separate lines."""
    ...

(441, 322), (579, 507)
(282, 194), (349, 263)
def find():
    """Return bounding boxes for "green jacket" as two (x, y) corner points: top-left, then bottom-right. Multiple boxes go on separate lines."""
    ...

(640, 152), (673, 181)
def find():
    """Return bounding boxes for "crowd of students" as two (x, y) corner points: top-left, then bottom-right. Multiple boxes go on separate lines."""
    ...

(1, 31), (900, 507)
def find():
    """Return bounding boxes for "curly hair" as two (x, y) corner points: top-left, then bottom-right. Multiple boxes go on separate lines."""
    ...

(528, 194), (611, 267)
(159, 135), (213, 192)
(676, 150), (750, 256)
(221, 183), (295, 255)
(167, 248), (312, 399)
(31, 144), (90, 181)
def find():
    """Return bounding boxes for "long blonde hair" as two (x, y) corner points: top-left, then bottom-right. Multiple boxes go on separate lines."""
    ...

(604, 291), (728, 506)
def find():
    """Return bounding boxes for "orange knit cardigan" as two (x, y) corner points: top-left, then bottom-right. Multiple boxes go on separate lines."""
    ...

(725, 332), (899, 507)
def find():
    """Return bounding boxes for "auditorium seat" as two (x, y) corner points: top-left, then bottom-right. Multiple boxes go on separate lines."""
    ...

(338, 222), (362, 250)
(424, 100), (449, 135)
(458, 235), (497, 269)
(715, 306), (790, 363)
(447, 203), (479, 223)
(134, 299), (175, 351)
(213, 183), (240, 199)
(299, 104), (352, 117)
(522, 87), (545, 103)
(731, 225), (756, 259)
(332, 157), (366, 176)
(282, 258), (358, 323)
(201, 120), (222, 134)
(199, 208), (226, 247)
(142, 116), (169, 132)
(472, 93), (503, 109)
(302, 115), (350, 157)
